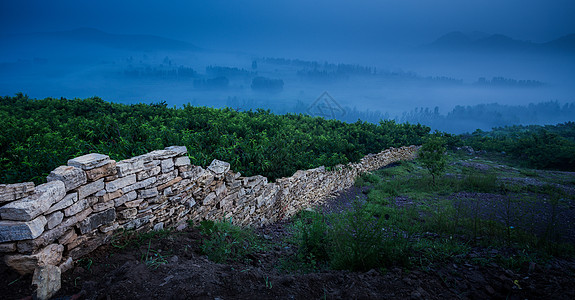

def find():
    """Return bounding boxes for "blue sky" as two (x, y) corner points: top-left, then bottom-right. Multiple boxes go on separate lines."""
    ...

(1, 0), (574, 51)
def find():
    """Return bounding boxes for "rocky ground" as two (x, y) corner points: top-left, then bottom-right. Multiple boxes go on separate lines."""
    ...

(2, 159), (575, 299)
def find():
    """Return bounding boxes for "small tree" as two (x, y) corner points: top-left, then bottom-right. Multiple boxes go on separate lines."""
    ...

(419, 136), (447, 185)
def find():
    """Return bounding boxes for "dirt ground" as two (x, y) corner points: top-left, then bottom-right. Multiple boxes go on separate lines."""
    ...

(2, 167), (575, 299)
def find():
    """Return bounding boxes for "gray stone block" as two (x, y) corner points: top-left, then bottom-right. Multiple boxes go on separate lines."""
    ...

(174, 156), (191, 167)
(78, 208), (116, 234)
(47, 166), (86, 192)
(67, 153), (110, 170)
(0, 216), (47, 242)
(106, 174), (137, 193)
(0, 182), (35, 203)
(45, 192), (77, 215)
(0, 181), (65, 221)
(77, 179), (104, 199)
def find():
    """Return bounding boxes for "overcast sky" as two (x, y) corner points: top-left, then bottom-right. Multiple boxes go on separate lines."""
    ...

(2, 0), (574, 52)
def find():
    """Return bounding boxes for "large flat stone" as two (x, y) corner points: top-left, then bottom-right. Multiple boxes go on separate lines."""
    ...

(45, 192), (77, 215)
(106, 174), (137, 193)
(121, 176), (156, 193)
(77, 178), (104, 199)
(67, 153), (111, 170)
(0, 182), (34, 203)
(47, 166), (86, 192)
(0, 216), (47, 242)
(0, 181), (65, 221)
(164, 146), (188, 156)
(78, 208), (116, 234)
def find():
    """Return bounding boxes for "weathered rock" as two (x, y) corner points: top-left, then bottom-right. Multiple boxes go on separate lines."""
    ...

(67, 153), (110, 170)
(77, 178), (104, 199)
(122, 176), (157, 193)
(58, 257), (74, 273)
(106, 174), (137, 193)
(46, 211), (64, 230)
(58, 229), (77, 246)
(0, 181), (65, 221)
(85, 160), (117, 181)
(174, 156), (191, 167)
(148, 149), (179, 160)
(124, 199), (144, 208)
(165, 145), (187, 156)
(161, 158), (175, 173)
(45, 192), (77, 214)
(4, 244), (64, 275)
(0, 242), (16, 252)
(123, 215), (152, 230)
(92, 201), (114, 212)
(138, 187), (158, 199)
(102, 189), (123, 202)
(114, 190), (137, 207)
(203, 192), (217, 206)
(0, 216), (47, 242)
(32, 265), (61, 300)
(100, 222), (119, 233)
(47, 166), (86, 192)
(208, 159), (231, 175)
(153, 222), (164, 231)
(157, 177), (182, 191)
(156, 170), (178, 186)
(78, 208), (116, 234)
(64, 198), (89, 217)
(118, 208), (138, 220)
(0, 182), (34, 203)
(137, 165), (161, 181)
(116, 156), (147, 177)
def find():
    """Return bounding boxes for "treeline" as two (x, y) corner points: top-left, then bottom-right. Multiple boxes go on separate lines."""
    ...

(461, 122), (575, 170)
(475, 76), (544, 88)
(0, 94), (430, 184)
(401, 101), (575, 133)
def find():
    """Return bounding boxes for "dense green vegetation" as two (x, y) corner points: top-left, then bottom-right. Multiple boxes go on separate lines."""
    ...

(0, 94), (429, 184)
(461, 122), (575, 170)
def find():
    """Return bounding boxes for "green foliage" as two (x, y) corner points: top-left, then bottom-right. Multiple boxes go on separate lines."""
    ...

(0, 95), (430, 184)
(461, 122), (575, 171)
(418, 136), (447, 184)
(198, 219), (263, 264)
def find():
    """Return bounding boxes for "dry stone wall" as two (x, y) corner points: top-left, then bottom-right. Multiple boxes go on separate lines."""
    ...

(0, 145), (418, 277)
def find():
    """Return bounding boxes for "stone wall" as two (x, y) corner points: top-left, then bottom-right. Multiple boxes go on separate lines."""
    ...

(0, 145), (418, 296)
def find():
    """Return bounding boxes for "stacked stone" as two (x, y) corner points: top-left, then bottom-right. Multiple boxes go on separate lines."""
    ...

(0, 144), (419, 299)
